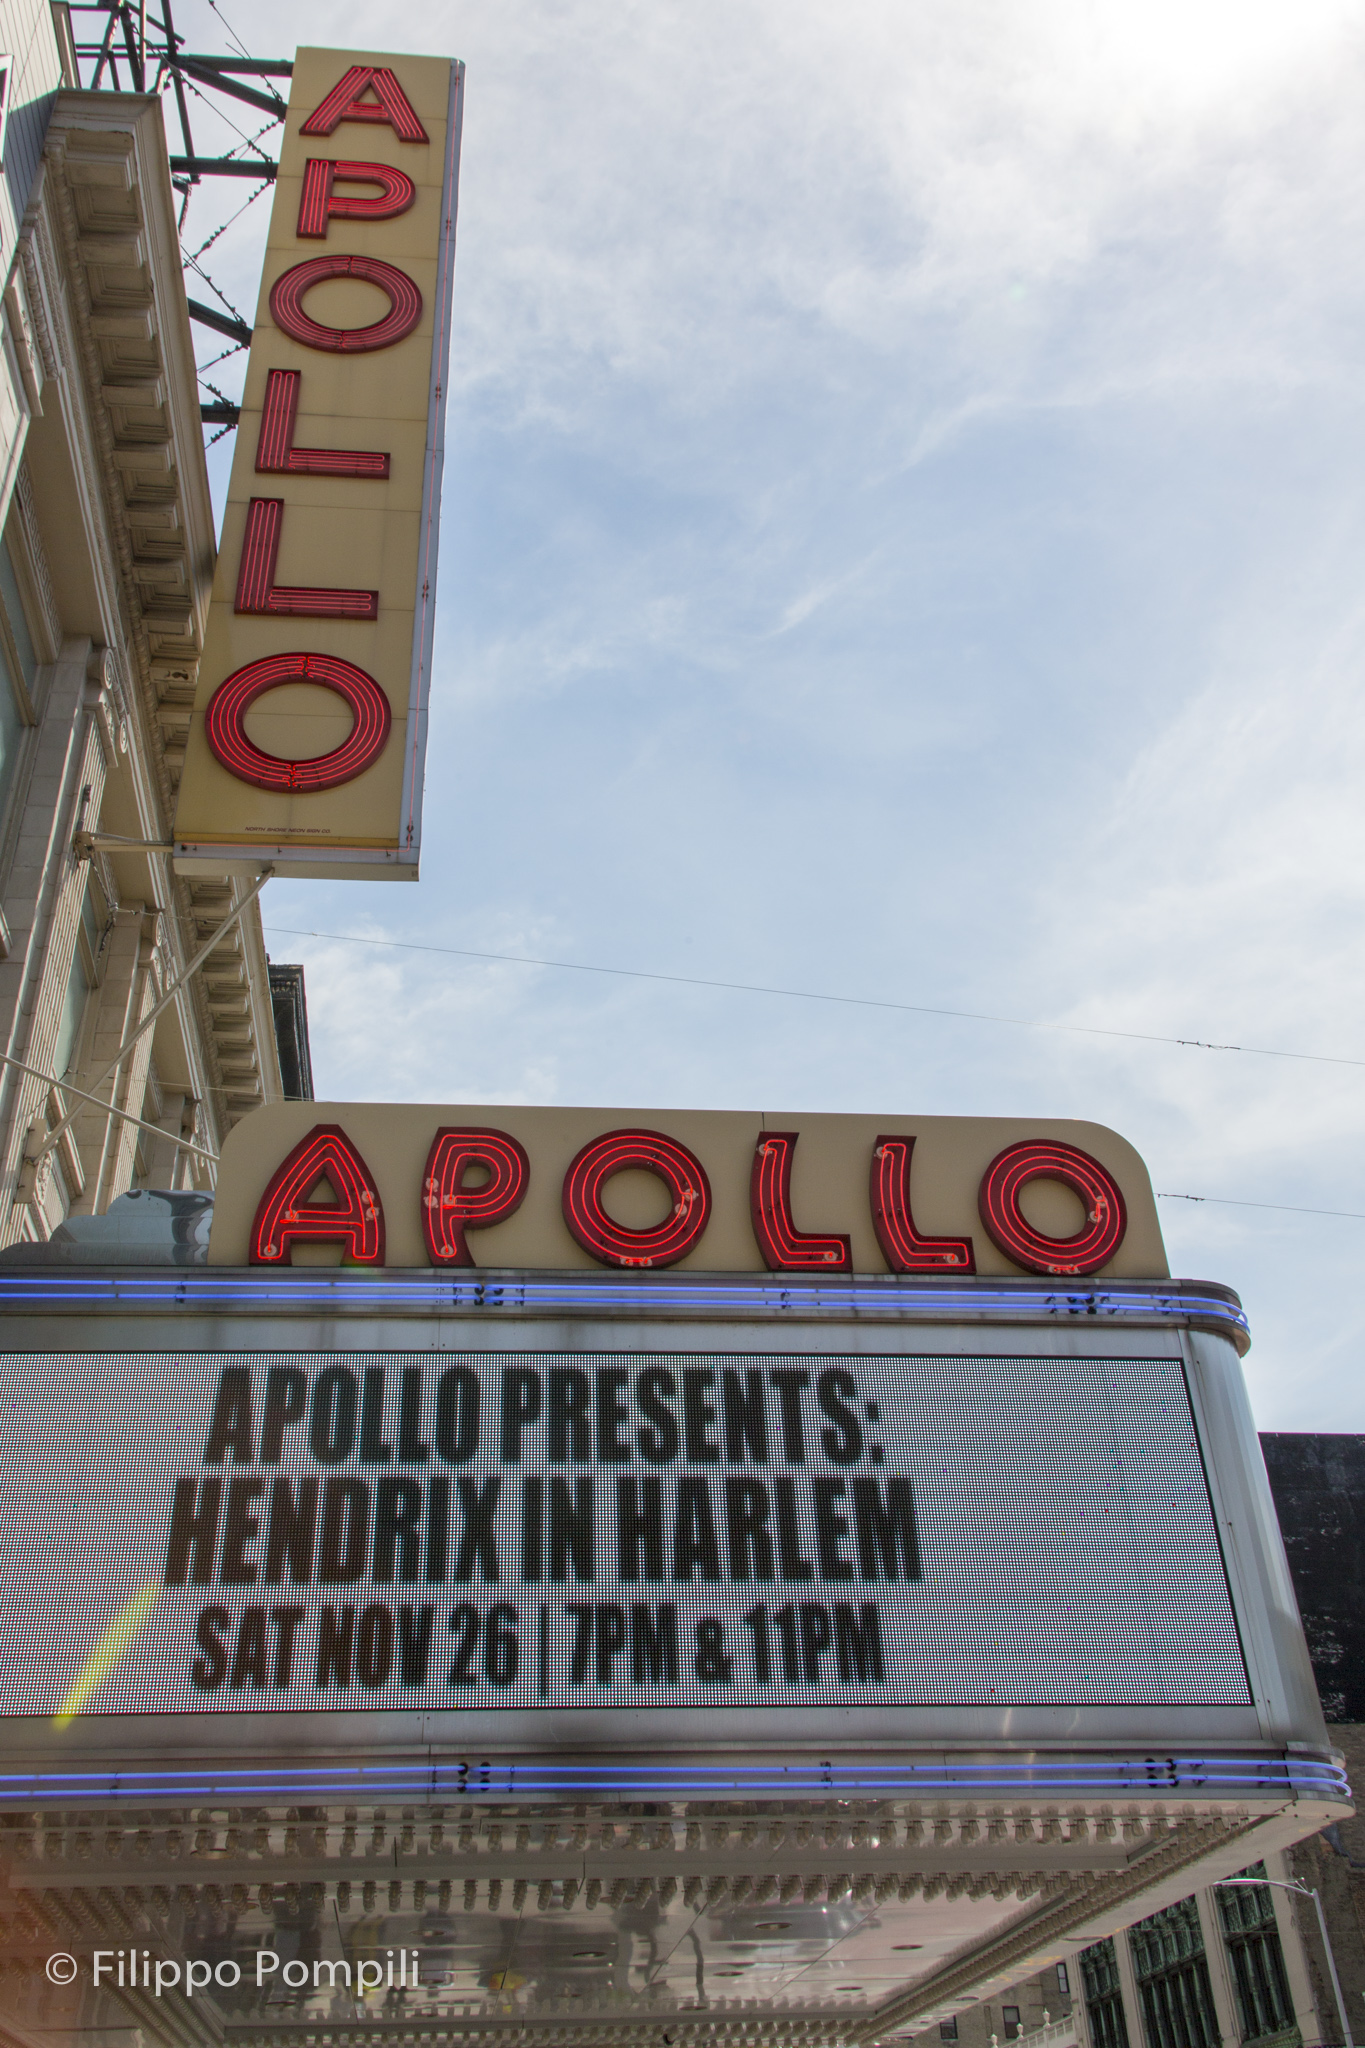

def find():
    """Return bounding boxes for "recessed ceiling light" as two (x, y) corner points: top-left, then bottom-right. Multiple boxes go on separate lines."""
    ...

(753, 1921), (792, 1931)
(892, 1944), (923, 1951)
(571, 1950), (607, 1960)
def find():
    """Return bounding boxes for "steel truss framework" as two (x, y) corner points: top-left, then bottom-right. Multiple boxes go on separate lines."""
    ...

(67, 0), (293, 432)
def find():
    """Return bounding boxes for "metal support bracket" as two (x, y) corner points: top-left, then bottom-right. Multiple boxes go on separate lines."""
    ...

(186, 298), (253, 347)
(169, 155), (278, 180)
(33, 866), (273, 1163)
(73, 831), (175, 858)
(7, 1055), (217, 1167)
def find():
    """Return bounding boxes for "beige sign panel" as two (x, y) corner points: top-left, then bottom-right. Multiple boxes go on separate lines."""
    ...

(173, 47), (464, 879)
(209, 1103), (1169, 1276)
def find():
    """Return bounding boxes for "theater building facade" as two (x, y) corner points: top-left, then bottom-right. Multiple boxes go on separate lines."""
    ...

(0, 34), (1347, 2048)
(0, 19), (293, 1247)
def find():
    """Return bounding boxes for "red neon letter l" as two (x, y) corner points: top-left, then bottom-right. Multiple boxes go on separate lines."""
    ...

(750, 1131), (851, 1272)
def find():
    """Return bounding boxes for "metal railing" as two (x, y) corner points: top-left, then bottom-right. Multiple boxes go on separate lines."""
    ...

(994, 2015), (1080, 2048)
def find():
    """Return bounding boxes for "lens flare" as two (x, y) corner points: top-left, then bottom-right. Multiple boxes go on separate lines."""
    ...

(54, 1585), (161, 1727)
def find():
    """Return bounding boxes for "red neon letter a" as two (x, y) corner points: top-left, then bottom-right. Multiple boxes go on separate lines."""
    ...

(250, 1124), (385, 1265)
(300, 66), (429, 143)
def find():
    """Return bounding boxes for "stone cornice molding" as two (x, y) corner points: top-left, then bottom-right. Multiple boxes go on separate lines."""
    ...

(39, 92), (276, 1141)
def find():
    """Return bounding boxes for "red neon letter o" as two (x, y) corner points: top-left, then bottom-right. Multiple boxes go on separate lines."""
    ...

(562, 1129), (711, 1269)
(204, 652), (391, 791)
(269, 254), (423, 352)
(978, 1139), (1127, 1276)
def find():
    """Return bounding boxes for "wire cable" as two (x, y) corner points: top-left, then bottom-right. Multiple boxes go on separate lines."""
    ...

(1158, 1193), (1365, 1222)
(178, 72), (279, 158)
(261, 925), (1365, 1223)
(205, 0), (255, 64)
(181, 250), (247, 324)
(183, 149), (274, 260)
(262, 924), (1365, 1072)
(195, 341), (246, 372)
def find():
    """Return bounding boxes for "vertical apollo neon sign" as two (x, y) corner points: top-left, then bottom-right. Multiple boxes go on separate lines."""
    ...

(173, 48), (464, 880)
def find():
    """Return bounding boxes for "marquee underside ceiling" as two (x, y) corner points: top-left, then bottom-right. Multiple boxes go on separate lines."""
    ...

(0, 1797), (1286, 2048)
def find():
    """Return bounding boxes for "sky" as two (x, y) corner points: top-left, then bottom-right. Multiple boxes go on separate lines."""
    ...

(163, 0), (1365, 1431)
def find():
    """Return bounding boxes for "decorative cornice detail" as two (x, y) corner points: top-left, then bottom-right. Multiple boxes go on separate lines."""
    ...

(12, 463), (60, 654)
(17, 168), (63, 382)
(35, 97), (276, 1147)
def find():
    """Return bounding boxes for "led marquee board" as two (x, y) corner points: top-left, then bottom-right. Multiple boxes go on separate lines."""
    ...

(0, 1348), (1251, 1719)
(0, 1103), (1327, 1762)
(0, 1104), (1345, 2048)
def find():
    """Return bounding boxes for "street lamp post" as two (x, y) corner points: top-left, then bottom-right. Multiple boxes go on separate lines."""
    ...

(1216, 1877), (1354, 2048)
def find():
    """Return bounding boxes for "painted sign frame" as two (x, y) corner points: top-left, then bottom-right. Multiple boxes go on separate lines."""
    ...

(173, 48), (464, 879)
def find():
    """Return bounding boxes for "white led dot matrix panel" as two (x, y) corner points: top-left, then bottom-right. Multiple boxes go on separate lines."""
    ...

(0, 1350), (1250, 1717)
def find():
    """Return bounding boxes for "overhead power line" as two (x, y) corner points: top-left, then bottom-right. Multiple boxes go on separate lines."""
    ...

(205, 0), (256, 64)
(263, 924), (1365, 1224)
(1158, 1193), (1365, 1222)
(262, 925), (1365, 1072)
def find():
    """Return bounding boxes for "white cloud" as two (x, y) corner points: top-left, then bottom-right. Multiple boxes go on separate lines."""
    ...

(212, 0), (1365, 1424)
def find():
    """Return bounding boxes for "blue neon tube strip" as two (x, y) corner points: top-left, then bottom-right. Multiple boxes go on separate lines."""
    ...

(0, 1752), (1342, 1806)
(0, 1269), (1251, 1344)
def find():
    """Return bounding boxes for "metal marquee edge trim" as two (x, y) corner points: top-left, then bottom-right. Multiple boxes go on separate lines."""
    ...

(0, 1269), (1250, 1349)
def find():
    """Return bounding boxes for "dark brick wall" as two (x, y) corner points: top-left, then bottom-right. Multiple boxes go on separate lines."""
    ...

(268, 963), (314, 1102)
(1260, 1434), (1365, 1723)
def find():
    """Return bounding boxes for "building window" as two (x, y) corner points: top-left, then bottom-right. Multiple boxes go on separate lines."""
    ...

(0, 536), (38, 696)
(1082, 1939), (1130, 2048)
(1057, 1964), (1071, 1997)
(0, 535), (32, 829)
(51, 886), (101, 1079)
(1216, 1866), (1300, 2048)
(941, 2022), (959, 2042)
(51, 942), (89, 1079)
(1002, 2008), (1022, 2039)
(1130, 1897), (1220, 2048)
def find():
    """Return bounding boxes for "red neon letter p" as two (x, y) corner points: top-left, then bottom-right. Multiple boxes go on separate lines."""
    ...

(422, 1128), (530, 1266)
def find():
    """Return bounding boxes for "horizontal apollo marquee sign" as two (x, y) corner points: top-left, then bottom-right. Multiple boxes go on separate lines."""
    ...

(209, 1105), (1169, 1277)
(173, 47), (464, 880)
(0, 1349), (1249, 1715)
